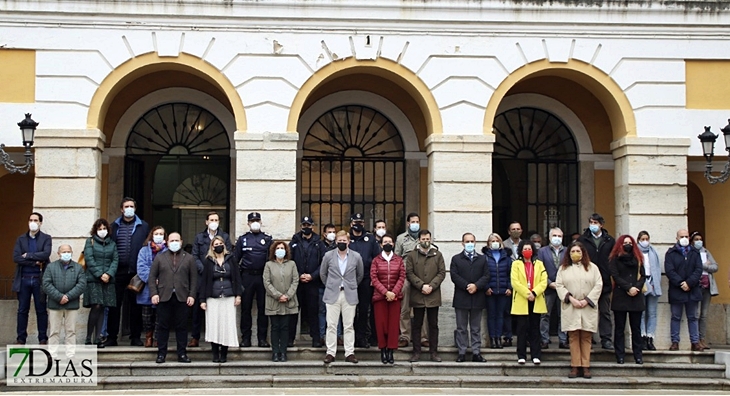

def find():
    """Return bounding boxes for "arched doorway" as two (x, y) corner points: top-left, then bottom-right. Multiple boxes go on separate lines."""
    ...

(125, 102), (231, 243)
(300, 104), (406, 231)
(492, 107), (580, 238)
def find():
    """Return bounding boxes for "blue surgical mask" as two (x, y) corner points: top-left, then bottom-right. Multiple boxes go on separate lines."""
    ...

(275, 249), (286, 259)
(464, 242), (475, 253)
(589, 224), (600, 234)
(60, 252), (73, 262)
(123, 207), (135, 218)
(153, 235), (165, 245)
(169, 241), (181, 252)
(694, 240), (703, 249)
(409, 223), (420, 233)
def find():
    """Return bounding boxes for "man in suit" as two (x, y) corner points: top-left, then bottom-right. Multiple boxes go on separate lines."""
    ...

(321, 230), (364, 364)
(149, 232), (197, 364)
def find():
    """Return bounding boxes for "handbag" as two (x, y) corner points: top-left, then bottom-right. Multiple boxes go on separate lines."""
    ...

(78, 238), (93, 270)
(127, 274), (145, 293)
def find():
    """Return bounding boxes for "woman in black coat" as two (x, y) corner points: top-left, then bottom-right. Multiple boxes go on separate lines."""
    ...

(608, 234), (646, 365)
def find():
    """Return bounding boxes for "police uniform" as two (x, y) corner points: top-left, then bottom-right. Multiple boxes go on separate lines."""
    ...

(233, 212), (273, 347)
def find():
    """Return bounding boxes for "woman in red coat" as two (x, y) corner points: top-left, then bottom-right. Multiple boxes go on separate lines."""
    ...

(370, 233), (406, 364)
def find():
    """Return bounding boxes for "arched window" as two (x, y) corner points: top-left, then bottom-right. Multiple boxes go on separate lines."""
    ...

(492, 107), (579, 238)
(301, 105), (406, 230)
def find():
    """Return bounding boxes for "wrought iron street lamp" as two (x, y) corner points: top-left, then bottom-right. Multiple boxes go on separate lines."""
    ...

(0, 114), (38, 174)
(697, 120), (730, 184)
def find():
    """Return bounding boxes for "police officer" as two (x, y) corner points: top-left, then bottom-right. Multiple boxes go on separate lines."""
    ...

(349, 213), (381, 348)
(190, 211), (232, 347)
(288, 216), (324, 347)
(233, 212), (273, 347)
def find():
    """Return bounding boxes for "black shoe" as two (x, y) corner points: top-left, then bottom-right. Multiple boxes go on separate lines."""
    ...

(489, 338), (496, 349)
(312, 339), (321, 348)
(287, 341), (295, 348)
(220, 347), (228, 363)
(616, 357), (624, 364)
(472, 354), (487, 362)
(177, 354), (191, 363)
(641, 336), (648, 351)
(559, 342), (569, 349)
(355, 340), (368, 348)
(84, 339), (92, 345)
(381, 348), (388, 364)
(541, 342), (549, 349)
(456, 354), (466, 362)
(240, 339), (251, 347)
(130, 338), (144, 347)
(272, 353), (279, 362)
(280, 352), (287, 362)
(258, 340), (270, 348)
(647, 337), (656, 351)
(635, 358), (643, 365)
(96, 342), (105, 349)
(103, 339), (118, 347)
(387, 349), (394, 364)
(502, 338), (512, 347)
(496, 337), (504, 349)
(602, 340), (614, 350)
(155, 355), (166, 364)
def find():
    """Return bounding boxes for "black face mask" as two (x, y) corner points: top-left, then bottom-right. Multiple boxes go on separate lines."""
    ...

(382, 243), (394, 253)
(337, 242), (348, 251)
(622, 244), (633, 253)
(351, 224), (364, 233)
(302, 227), (312, 236)
(214, 245), (225, 254)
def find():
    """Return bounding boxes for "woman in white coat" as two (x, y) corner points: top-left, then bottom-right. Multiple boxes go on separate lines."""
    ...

(555, 241), (603, 380)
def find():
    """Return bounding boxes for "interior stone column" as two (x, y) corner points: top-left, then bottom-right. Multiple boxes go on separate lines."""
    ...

(612, 136), (690, 350)
(33, 128), (105, 260)
(234, 131), (298, 240)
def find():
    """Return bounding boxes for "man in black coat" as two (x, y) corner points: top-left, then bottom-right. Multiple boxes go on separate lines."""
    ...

(450, 232), (490, 363)
(288, 216), (324, 347)
(664, 229), (703, 351)
(348, 213), (381, 348)
(577, 213), (615, 350)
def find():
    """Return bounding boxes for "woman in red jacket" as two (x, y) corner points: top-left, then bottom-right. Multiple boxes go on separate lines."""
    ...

(370, 234), (406, 364)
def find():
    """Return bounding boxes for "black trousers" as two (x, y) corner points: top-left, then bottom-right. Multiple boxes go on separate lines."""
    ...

(614, 310), (643, 361)
(515, 302), (542, 360)
(157, 295), (190, 357)
(355, 280), (374, 343)
(190, 303), (204, 340)
(412, 306), (439, 353)
(270, 314), (290, 354)
(289, 282), (319, 343)
(240, 274), (268, 341)
(108, 272), (142, 341)
(598, 290), (613, 342)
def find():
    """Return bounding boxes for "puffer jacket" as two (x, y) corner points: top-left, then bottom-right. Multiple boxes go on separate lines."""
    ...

(483, 247), (512, 294)
(370, 252), (406, 303)
(42, 259), (87, 310)
(84, 235), (119, 283)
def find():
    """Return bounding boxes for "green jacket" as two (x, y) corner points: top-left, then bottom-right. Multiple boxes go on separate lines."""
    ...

(42, 259), (87, 310)
(84, 235), (118, 283)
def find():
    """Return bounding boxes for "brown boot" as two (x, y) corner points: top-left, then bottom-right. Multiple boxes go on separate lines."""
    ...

(699, 339), (710, 350)
(669, 342), (679, 351)
(568, 367), (579, 378)
(582, 367), (592, 379)
(188, 338), (199, 347)
(691, 343), (704, 352)
(144, 331), (153, 348)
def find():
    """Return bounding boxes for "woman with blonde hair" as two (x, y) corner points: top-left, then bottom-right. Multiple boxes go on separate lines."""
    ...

(263, 241), (299, 362)
(199, 236), (242, 363)
(482, 233), (512, 349)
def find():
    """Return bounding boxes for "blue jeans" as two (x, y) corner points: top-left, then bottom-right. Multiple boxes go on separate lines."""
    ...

(670, 301), (699, 344)
(640, 294), (659, 338)
(697, 288), (712, 340)
(101, 307), (109, 337)
(486, 294), (510, 338)
(17, 276), (48, 343)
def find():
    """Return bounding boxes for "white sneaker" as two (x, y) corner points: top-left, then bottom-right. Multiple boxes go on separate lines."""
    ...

(532, 358), (541, 365)
(517, 358), (526, 365)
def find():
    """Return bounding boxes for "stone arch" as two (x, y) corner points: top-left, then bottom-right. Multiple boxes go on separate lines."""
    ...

(484, 59), (636, 141)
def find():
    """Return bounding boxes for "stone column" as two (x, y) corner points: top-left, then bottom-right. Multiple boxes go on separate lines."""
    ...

(611, 136), (690, 350)
(425, 134), (495, 347)
(234, 132), (298, 240)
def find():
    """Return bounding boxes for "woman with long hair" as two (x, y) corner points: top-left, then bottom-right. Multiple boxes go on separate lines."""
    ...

(483, 233), (512, 349)
(636, 231), (662, 351)
(556, 241), (603, 379)
(263, 241), (299, 362)
(510, 240), (548, 365)
(136, 226), (167, 347)
(370, 233), (406, 364)
(690, 231), (719, 350)
(608, 235), (646, 364)
(83, 218), (118, 348)
(199, 236), (242, 363)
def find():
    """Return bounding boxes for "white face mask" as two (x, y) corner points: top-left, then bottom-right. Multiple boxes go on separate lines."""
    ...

(679, 237), (690, 247)
(60, 252), (73, 262)
(169, 241), (182, 252)
(97, 229), (108, 239)
(123, 207), (135, 218)
(326, 232), (336, 242)
(409, 223), (420, 233)
(29, 222), (39, 232)
(376, 229), (386, 238)
(550, 236), (562, 247)
(490, 242), (501, 250)
(275, 249), (286, 259)
(153, 235), (165, 245)
(639, 240), (650, 248)
(250, 222), (261, 232)
(208, 221), (219, 231)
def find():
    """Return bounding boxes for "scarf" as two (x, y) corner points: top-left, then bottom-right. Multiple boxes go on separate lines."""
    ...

(639, 243), (660, 295)
(151, 242), (165, 259)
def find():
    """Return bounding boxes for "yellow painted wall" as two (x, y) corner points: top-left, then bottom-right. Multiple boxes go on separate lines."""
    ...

(688, 168), (730, 304)
(594, 170), (616, 233)
(686, 60), (730, 110)
(0, 49), (35, 103)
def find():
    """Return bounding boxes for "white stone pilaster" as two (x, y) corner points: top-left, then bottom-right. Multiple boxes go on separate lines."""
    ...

(33, 128), (105, 261)
(234, 131), (298, 241)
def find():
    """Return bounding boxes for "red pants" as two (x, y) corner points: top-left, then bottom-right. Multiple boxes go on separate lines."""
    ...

(373, 299), (401, 349)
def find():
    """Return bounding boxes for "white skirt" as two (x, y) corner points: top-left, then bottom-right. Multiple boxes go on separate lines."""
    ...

(204, 296), (239, 347)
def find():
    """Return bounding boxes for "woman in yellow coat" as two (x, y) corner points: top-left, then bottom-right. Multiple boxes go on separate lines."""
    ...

(511, 240), (548, 365)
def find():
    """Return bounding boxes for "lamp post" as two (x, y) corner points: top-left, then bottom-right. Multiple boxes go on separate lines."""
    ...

(697, 119), (730, 184)
(0, 113), (38, 175)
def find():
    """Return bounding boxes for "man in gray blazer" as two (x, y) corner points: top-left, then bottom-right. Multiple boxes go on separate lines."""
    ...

(149, 232), (197, 364)
(320, 230), (363, 364)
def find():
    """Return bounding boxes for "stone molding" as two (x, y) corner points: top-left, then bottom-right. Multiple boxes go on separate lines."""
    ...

(611, 136), (691, 159)
(34, 128), (106, 151)
(425, 134), (496, 155)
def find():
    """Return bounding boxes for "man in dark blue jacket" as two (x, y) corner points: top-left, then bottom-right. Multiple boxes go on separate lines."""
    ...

(189, 211), (232, 347)
(537, 227), (568, 349)
(348, 213), (381, 348)
(288, 216), (324, 347)
(665, 229), (703, 351)
(109, 197), (150, 346)
(12, 212), (52, 344)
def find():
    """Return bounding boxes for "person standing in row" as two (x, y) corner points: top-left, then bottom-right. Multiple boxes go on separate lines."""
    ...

(511, 241), (548, 365)
(556, 242), (603, 379)
(406, 230), (446, 363)
(395, 212), (427, 348)
(234, 212), (273, 348)
(665, 229), (703, 351)
(318, 223), (338, 346)
(501, 221), (524, 346)
(373, 219), (387, 245)
(190, 211), (232, 348)
(608, 235), (646, 365)
(537, 228), (568, 349)
(690, 231), (719, 350)
(109, 198), (149, 347)
(149, 232), (197, 364)
(136, 226), (167, 348)
(637, 231), (662, 351)
(370, 233), (406, 364)
(263, 241), (299, 362)
(42, 244), (86, 358)
(289, 216), (324, 348)
(349, 213), (381, 349)
(200, 236), (241, 363)
(450, 232), (490, 363)
(13, 212), (52, 345)
(84, 219), (118, 348)
(483, 233), (512, 349)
